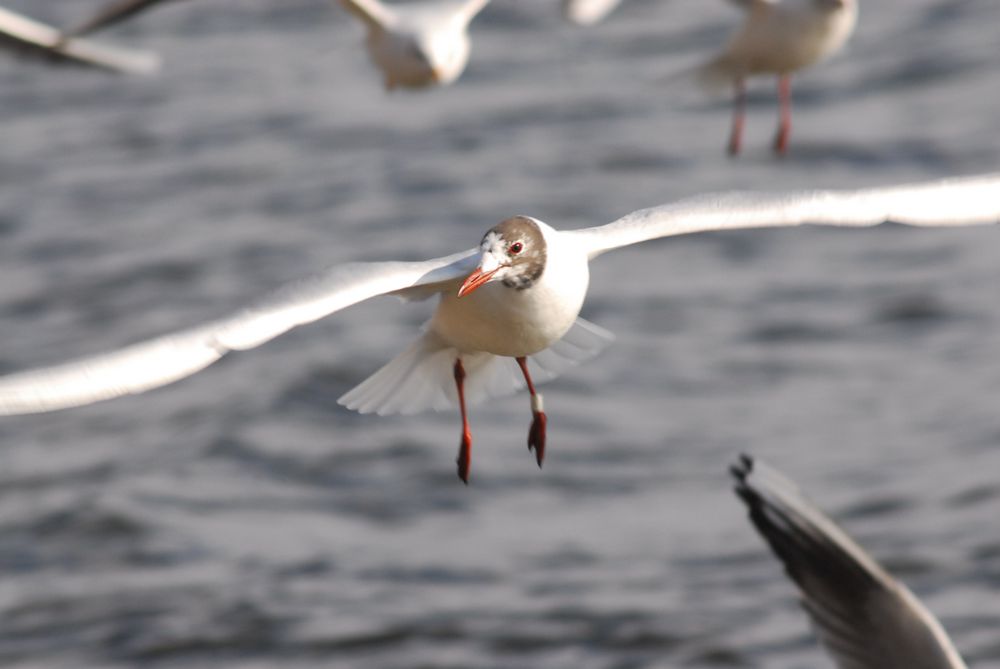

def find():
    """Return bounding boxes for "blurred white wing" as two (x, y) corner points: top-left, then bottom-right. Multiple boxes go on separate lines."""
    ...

(340, 0), (396, 29)
(568, 173), (1000, 260)
(732, 455), (968, 669)
(65, 0), (185, 37)
(0, 5), (159, 74)
(561, 0), (623, 26)
(458, 0), (491, 23)
(0, 250), (477, 415)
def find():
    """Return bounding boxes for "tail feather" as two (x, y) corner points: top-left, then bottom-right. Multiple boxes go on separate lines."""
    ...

(530, 316), (614, 383)
(339, 332), (455, 415)
(338, 317), (614, 417)
(694, 54), (739, 94)
(658, 55), (737, 100)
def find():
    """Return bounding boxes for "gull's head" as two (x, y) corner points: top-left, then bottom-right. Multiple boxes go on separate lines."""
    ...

(458, 216), (547, 297)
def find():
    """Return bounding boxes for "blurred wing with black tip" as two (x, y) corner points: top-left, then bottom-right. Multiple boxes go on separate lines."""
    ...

(731, 455), (967, 669)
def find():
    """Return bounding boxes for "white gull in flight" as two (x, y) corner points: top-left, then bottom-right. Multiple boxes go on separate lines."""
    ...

(0, 173), (997, 482)
(339, 0), (491, 90)
(59, 0), (490, 90)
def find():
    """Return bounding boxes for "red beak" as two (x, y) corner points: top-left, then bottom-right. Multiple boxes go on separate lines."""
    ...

(457, 267), (499, 297)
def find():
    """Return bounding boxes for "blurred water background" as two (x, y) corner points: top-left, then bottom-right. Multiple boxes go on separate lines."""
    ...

(1, 0), (1000, 666)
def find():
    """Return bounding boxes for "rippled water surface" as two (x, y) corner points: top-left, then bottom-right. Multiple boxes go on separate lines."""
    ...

(2, 0), (1000, 666)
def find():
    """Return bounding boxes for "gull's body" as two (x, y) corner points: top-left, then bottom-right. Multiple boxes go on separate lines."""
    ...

(0, 173), (998, 481)
(0, 5), (159, 74)
(561, 0), (624, 26)
(699, 0), (858, 155)
(340, 0), (490, 90)
(732, 455), (968, 668)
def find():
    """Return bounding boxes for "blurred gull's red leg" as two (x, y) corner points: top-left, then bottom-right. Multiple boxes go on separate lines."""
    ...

(517, 357), (547, 468)
(774, 74), (792, 155)
(454, 358), (472, 484)
(728, 76), (746, 156)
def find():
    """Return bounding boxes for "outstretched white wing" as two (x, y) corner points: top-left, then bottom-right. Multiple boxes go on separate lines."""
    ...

(0, 249), (477, 415)
(732, 455), (968, 669)
(458, 0), (491, 24)
(568, 173), (1000, 260)
(0, 6), (159, 74)
(65, 0), (184, 37)
(340, 0), (396, 29)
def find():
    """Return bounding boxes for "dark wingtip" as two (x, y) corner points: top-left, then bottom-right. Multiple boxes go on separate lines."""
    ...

(730, 452), (755, 483)
(730, 453), (758, 507)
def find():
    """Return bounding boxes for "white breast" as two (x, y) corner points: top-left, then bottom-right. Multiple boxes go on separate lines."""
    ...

(430, 225), (590, 357)
(730, 0), (857, 75)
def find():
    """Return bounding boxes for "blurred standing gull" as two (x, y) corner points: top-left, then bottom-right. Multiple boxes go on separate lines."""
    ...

(698, 0), (858, 155)
(339, 0), (491, 90)
(0, 173), (998, 482)
(732, 455), (968, 668)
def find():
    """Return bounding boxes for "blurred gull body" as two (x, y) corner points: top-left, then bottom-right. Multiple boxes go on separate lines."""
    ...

(561, 0), (624, 26)
(698, 0), (858, 155)
(0, 174), (997, 482)
(732, 454), (968, 668)
(339, 0), (491, 90)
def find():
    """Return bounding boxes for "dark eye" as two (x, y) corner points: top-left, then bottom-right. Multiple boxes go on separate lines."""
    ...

(509, 242), (523, 255)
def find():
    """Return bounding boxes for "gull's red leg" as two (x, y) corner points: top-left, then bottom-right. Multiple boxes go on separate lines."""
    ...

(728, 76), (746, 157)
(774, 74), (792, 156)
(454, 358), (472, 484)
(516, 357), (547, 468)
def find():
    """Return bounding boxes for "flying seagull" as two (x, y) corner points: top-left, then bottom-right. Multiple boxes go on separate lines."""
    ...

(0, 4), (159, 74)
(61, 0), (490, 90)
(339, 0), (491, 90)
(0, 173), (997, 483)
(731, 454), (968, 668)
(697, 0), (858, 156)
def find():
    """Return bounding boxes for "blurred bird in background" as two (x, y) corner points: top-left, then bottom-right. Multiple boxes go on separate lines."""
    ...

(339, 0), (491, 90)
(561, 0), (623, 26)
(696, 0), (857, 156)
(45, 0), (492, 90)
(732, 455), (968, 669)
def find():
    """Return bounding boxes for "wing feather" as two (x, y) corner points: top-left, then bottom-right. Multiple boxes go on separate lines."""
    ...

(732, 455), (968, 669)
(0, 250), (476, 415)
(0, 6), (159, 74)
(459, 0), (492, 23)
(65, 0), (181, 37)
(569, 173), (1000, 260)
(339, 0), (396, 29)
